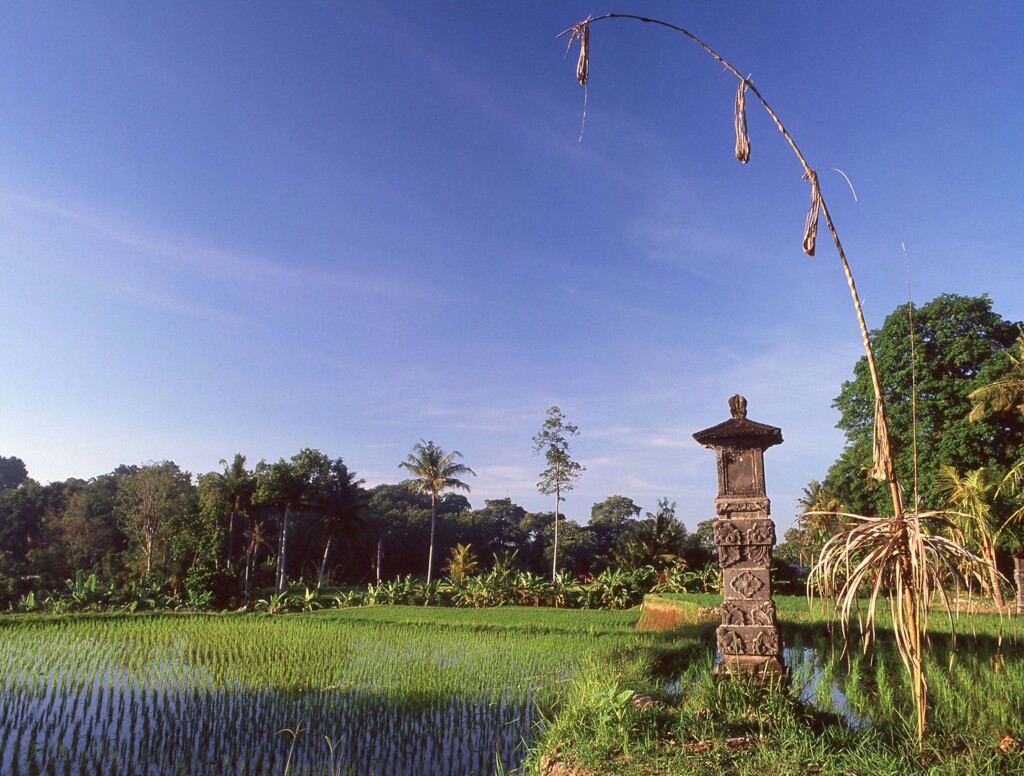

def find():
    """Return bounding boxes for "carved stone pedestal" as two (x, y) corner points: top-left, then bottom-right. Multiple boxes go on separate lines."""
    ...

(693, 395), (784, 681)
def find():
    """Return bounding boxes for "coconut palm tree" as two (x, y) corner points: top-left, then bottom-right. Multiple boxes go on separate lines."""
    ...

(796, 480), (843, 563)
(445, 543), (479, 587)
(934, 463), (1024, 610)
(399, 440), (475, 584)
(241, 519), (272, 606)
(254, 458), (306, 594)
(313, 460), (368, 590)
(969, 330), (1024, 421)
(218, 454), (253, 570)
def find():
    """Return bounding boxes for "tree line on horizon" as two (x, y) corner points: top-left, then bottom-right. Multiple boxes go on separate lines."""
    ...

(0, 446), (716, 609)
(4, 292), (1024, 609)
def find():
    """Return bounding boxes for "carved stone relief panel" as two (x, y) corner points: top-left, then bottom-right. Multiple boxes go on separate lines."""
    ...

(714, 497), (770, 517)
(720, 600), (776, 626)
(726, 569), (766, 599)
(750, 601), (775, 626)
(746, 521), (775, 546)
(718, 545), (743, 568)
(717, 627), (745, 655)
(715, 518), (775, 568)
(714, 520), (743, 546)
(716, 626), (781, 657)
(722, 568), (772, 601)
(714, 519), (775, 545)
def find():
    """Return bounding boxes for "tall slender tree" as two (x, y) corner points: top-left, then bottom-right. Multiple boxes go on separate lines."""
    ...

(399, 440), (475, 584)
(532, 406), (585, 583)
(313, 459), (368, 590)
(217, 454), (253, 570)
(254, 457), (306, 593)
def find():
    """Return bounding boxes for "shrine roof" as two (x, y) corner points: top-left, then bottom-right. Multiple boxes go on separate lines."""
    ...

(692, 395), (783, 448)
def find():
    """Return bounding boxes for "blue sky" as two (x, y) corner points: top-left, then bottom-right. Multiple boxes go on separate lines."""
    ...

(2, 2), (1022, 533)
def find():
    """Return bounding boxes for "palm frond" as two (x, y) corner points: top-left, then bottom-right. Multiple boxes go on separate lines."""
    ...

(809, 510), (990, 662)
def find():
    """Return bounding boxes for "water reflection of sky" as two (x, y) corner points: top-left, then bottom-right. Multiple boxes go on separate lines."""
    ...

(0, 635), (543, 775)
(785, 646), (866, 728)
(661, 645), (868, 729)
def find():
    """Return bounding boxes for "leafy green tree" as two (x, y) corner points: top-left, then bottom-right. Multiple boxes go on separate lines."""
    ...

(0, 456), (28, 492)
(42, 467), (135, 582)
(538, 515), (594, 578)
(532, 406), (585, 582)
(510, 509), (556, 575)
(775, 481), (844, 569)
(464, 498), (529, 562)
(588, 495), (641, 571)
(168, 498), (221, 589)
(114, 462), (194, 576)
(692, 519), (716, 554)
(827, 294), (1024, 516)
(56, 486), (119, 574)
(775, 526), (810, 570)
(614, 498), (687, 572)
(365, 483), (427, 582)
(796, 480), (844, 562)
(0, 480), (55, 568)
(399, 440), (476, 584)
(257, 448), (354, 591)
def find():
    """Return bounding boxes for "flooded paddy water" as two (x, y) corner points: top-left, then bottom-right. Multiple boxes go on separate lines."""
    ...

(0, 608), (640, 775)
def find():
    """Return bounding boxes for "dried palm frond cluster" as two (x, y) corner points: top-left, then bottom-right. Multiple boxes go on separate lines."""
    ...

(808, 511), (990, 737)
(556, 13), (996, 745)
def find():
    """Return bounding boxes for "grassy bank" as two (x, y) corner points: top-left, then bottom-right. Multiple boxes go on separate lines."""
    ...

(530, 594), (1024, 775)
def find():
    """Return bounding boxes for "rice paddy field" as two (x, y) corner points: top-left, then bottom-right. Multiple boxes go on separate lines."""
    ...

(0, 607), (649, 775)
(6, 598), (1024, 775)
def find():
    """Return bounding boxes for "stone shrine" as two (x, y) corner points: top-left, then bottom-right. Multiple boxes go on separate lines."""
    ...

(693, 395), (784, 679)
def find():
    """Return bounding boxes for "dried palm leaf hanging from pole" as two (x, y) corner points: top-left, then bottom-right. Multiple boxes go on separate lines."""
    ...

(734, 76), (751, 164)
(553, 13), (987, 745)
(558, 10), (901, 525)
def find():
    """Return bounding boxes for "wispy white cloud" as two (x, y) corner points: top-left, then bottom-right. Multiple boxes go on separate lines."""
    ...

(102, 280), (245, 326)
(0, 187), (433, 312)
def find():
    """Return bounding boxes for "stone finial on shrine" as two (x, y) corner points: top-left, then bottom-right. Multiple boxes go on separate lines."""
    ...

(693, 395), (784, 679)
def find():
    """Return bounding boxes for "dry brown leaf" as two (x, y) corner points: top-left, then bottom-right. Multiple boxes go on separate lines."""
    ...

(734, 77), (750, 163)
(576, 22), (590, 85)
(802, 169), (821, 256)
